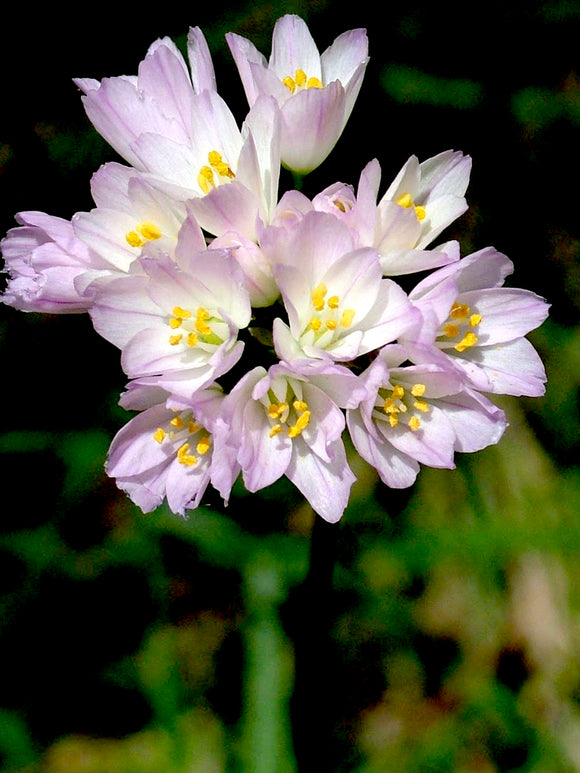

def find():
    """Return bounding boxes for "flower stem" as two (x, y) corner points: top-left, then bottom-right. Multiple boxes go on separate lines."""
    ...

(289, 515), (340, 769)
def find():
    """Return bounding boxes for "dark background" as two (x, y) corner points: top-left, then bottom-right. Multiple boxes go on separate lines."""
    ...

(0, 1), (579, 771)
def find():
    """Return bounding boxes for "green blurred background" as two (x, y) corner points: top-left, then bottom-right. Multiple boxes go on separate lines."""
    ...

(0, 1), (579, 770)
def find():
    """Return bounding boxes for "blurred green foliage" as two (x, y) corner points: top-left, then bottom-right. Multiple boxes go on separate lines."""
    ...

(1, 0), (579, 771)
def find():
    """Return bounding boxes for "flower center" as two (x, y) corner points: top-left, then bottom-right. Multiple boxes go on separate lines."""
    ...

(438, 302), (482, 353)
(374, 381), (429, 432)
(152, 410), (211, 467)
(125, 221), (162, 248)
(282, 68), (323, 94)
(264, 382), (311, 439)
(167, 305), (226, 349)
(396, 192), (426, 221)
(197, 150), (236, 195)
(305, 283), (356, 342)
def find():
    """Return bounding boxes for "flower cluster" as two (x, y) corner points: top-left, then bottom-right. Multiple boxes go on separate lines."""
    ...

(1, 15), (549, 523)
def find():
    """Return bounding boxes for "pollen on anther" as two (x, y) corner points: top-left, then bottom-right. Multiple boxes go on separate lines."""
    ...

(391, 385), (405, 399)
(411, 383), (426, 397)
(269, 424), (283, 438)
(326, 319), (337, 331)
(455, 331), (478, 352)
(408, 416), (421, 431)
(170, 416), (185, 429)
(169, 334), (183, 346)
(311, 283), (327, 311)
(177, 442), (197, 466)
(196, 436), (211, 455)
(470, 313), (482, 327)
(340, 309), (355, 328)
(309, 317), (322, 331)
(293, 400), (308, 412)
(414, 401), (430, 413)
(153, 428), (166, 444)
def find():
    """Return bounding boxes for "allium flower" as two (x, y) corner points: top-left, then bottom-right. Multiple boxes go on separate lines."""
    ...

(212, 361), (360, 522)
(76, 31), (282, 239)
(261, 211), (419, 362)
(89, 245), (252, 399)
(226, 14), (369, 173)
(0, 211), (114, 313)
(403, 247), (550, 396)
(347, 344), (508, 488)
(106, 381), (225, 515)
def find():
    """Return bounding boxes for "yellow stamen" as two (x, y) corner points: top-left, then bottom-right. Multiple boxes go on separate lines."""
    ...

(307, 76), (323, 89)
(414, 205), (426, 221)
(195, 308), (211, 335)
(396, 192), (413, 208)
(198, 166), (215, 194)
(173, 306), (192, 319)
(294, 68), (307, 87)
(188, 421), (200, 434)
(450, 303), (470, 319)
(388, 414), (399, 428)
(326, 319), (337, 330)
(126, 231), (143, 248)
(340, 309), (355, 328)
(170, 416), (185, 429)
(309, 317), (322, 331)
(187, 332), (198, 347)
(169, 318), (182, 329)
(444, 324), (460, 338)
(293, 400), (308, 412)
(327, 295), (340, 309)
(384, 398), (398, 414)
(138, 222), (162, 241)
(282, 76), (296, 93)
(408, 416), (421, 432)
(311, 283), (327, 311)
(413, 401), (430, 413)
(391, 385), (405, 399)
(411, 383), (426, 397)
(288, 410), (311, 438)
(153, 428), (166, 444)
(270, 423), (283, 437)
(470, 313), (482, 327)
(177, 442), (198, 466)
(196, 436), (211, 455)
(454, 331), (479, 352)
(169, 334), (183, 346)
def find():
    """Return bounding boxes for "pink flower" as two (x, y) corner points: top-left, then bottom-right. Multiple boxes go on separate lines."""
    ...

(227, 14), (369, 173)
(89, 244), (252, 399)
(106, 381), (225, 515)
(212, 362), (360, 522)
(260, 211), (419, 362)
(1, 211), (113, 313)
(403, 247), (550, 396)
(347, 344), (507, 488)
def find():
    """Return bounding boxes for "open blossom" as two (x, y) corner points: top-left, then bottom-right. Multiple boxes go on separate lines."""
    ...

(347, 344), (508, 488)
(402, 247), (550, 397)
(212, 361), (360, 522)
(89, 245), (252, 399)
(76, 30), (282, 240)
(0, 211), (116, 313)
(227, 14), (369, 173)
(261, 211), (419, 362)
(107, 381), (225, 515)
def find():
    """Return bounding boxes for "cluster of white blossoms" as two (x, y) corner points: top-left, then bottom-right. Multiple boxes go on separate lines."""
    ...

(1, 15), (549, 522)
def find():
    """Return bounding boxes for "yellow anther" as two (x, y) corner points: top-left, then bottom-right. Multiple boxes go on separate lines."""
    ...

(307, 76), (323, 89)
(454, 331), (479, 352)
(327, 295), (340, 309)
(391, 385), (405, 399)
(309, 317), (322, 331)
(288, 410), (311, 438)
(153, 428), (166, 444)
(326, 319), (337, 330)
(268, 403), (287, 419)
(384, 398), (398, 414)
(396, 192), (414, 208)
(138, 222), (162, 241)
(470, 313), (482, 327)
(340, 309), (355, 328)
(414, 205), (426, 221)
(126, 231), (144, 248)
(169, 334), (183, 346)
(282, 76), (296, 93)
(187, 332), (198, 347)
(408, 416), (421, 431)
(188, 421), (200, 434)
(413, 401), (430, 413)
(388, 414), (399, 428)
(195, 308), (211, 335)
(295, 68), (307, 87)
(334, 199), (347, 213)
(169, 317), (182, 329)
(444, 324), (460, 338)
(177, 442), (198, 466)
(198, 166), (215, 194)
(450, 303), (470, 319)
(173, 306), (192, 319)
(411, 383), (426, 397)
(196, 436), (211, 456)
(293, 400), (308, 413)
(269, 424), (283, 438)
(170, 416), (185, 429)
(311, 283), (327, 311)
(208, 150), (223, 166)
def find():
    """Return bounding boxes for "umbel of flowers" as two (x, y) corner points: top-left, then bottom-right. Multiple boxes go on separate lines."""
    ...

(1, 15), (549, 523)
